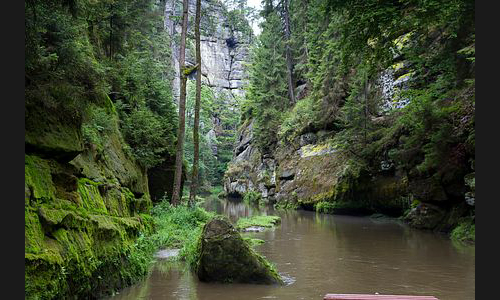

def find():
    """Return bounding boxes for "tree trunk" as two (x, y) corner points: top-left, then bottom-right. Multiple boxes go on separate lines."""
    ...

(171, 0), (190, 205)
(189, 0), (202, 207)
(283, 0), (295, 104)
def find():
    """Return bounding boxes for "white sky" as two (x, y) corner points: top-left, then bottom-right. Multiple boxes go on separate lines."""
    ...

(246, 0), (263, 35)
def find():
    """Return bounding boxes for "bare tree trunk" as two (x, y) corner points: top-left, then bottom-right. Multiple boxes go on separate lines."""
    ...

(283, 0), (295, 104)
(189, 0), (202, 207)
(363, 73), (368, 145)
(171, 0), (190, 205)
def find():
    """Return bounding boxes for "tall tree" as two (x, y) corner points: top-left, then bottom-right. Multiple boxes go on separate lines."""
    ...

(246, 8), (289, 152)
(171, 0), (190, 205)
(189, 0), (202, 206)
(281, 0), (296, 103)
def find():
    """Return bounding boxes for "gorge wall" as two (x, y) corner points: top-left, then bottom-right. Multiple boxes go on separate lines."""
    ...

(224, 65), (475, 235)
(25, 95), (154, 299)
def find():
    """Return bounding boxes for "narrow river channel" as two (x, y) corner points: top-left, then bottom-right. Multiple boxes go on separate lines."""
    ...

(106, 197), (475, 300)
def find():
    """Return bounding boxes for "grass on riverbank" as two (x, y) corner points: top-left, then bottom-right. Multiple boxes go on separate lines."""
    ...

(236, 215), (281, 230)
(126, 201), (215, 278)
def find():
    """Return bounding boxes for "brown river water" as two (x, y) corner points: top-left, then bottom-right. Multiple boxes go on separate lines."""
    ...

(105, 197), (475, 300)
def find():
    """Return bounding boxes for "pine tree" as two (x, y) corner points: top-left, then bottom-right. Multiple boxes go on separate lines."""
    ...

(246, 8), (289, 152)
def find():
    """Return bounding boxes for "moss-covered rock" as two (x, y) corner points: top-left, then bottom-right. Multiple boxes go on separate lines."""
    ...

(25, 94), (84, 162)
(196, 218), (283, 284)
(25, 97), (155, 300)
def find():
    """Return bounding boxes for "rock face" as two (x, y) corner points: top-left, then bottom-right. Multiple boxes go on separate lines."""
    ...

(224, 114), (474, 233)
(196, 218), (283, 284)
(25, 97), (154, 299)
(165, 0), (251, 101)
(224, 119), (407, 213)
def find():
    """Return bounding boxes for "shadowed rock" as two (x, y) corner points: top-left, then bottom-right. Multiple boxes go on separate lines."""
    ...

(196, 218), (283, 284)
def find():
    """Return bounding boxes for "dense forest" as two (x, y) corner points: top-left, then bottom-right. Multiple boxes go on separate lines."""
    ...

(25, 0), (474, 298)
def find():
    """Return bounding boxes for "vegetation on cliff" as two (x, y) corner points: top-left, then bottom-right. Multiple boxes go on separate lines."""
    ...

(26, 0), (178, 170)
(232, 0), (474, 239)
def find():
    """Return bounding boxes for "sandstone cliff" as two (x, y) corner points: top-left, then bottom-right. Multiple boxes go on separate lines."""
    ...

(25, 95), (153, 299)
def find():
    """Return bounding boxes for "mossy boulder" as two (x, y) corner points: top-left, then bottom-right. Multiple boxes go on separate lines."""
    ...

(196, 218), (283, 284)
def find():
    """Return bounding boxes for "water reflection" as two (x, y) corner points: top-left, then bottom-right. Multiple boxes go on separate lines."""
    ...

(106, 197), (475, 300)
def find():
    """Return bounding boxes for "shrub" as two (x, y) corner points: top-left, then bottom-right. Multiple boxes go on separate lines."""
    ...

(243, 190), (262, 205)
(451, 218), (475, 243)
(315, 201), (337, 214)
(121, 108), (172, 168)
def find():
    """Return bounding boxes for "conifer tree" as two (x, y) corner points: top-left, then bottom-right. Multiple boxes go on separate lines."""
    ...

(245, 7), (289, 152)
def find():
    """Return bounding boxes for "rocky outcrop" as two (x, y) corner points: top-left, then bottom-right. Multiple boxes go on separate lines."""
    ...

(25, 97), (154, 299)
(25, 98), (84, 163)
(224, 117), (468, 224)
(196, 218), (283, 284)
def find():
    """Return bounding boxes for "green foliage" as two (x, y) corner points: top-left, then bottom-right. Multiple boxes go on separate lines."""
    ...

(143, 201), (215, 268)
(274, 200), (299, 210)
(183, 81), (241, 187)
(243, 190), (262, 205)
(314, 201), (337, 214)
(244, 10), (289, 152)
(26, 0), (178, 171)
(451, 218), (475, 243)
(82, 105), (115, 150)
(279, 96), (318, 142)
(121, 108), (173, 168)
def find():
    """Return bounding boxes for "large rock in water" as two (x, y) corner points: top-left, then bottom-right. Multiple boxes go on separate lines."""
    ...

(196, 218), (283, 284)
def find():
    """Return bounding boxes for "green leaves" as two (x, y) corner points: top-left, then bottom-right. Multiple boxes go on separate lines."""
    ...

(244, 11), (289, 151)
(121, 108), (174, 169)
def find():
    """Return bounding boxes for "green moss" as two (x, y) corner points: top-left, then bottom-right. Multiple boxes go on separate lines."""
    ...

(25, 208), (45, 254)
(25, 93), (84, 157)
(300, 189), (335, 206)
(196, 218), (283, 284)
(25, 155), (56, 204)
(243, 237), (266, 247)
(183, 64), (199, 76)
(300, 144), (330, 157)
(25, 106), (157, 299)
(25, 250), (66, 299)
(38, 206), (71, 226)
(77, 178), (108, 214)
(236, 215), (281, 230)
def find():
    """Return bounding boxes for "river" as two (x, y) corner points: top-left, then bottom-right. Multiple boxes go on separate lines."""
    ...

(106, 196), (475, 300)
